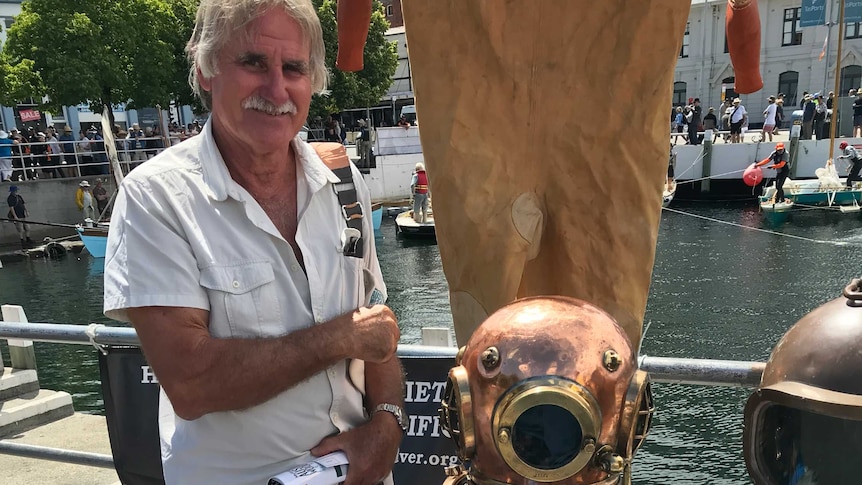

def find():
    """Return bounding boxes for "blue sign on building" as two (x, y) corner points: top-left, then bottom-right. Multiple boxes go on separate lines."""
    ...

(847, 1), (862, 24)
(801, 0), (827, 28)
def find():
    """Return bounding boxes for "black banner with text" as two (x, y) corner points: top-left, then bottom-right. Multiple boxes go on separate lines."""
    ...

(98, 347), (458, 485)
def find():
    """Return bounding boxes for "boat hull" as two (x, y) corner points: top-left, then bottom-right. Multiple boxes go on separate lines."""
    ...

(395, 212), (436, 239)
(372, 204), (383, 232)
(76, 227), (108, 258)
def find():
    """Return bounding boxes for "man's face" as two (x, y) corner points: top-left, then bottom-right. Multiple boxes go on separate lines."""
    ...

(199, 8), (312, 153)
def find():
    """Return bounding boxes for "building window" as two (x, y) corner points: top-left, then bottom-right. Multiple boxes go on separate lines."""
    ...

(3, 17), (13, 29)
(724, 36), (729, 54)
(778, 71), (799, 106)
(783, 8), (802, 46)
(386, 5), (393, 16)
(841, 65), (862, 96)
(680, 22), (690, 58)
(847, 22), (862, 40)
(673, 82), (687, 106)
(721, 77), (737, 103)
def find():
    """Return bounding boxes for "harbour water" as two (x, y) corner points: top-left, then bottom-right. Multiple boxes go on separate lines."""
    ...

(1, 203), (861, 484)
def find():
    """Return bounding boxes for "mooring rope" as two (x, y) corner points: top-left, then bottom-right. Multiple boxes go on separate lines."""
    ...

(661, 207), (862, 247)
(675, 168), (747, 185)
(670, 148), (706, 181)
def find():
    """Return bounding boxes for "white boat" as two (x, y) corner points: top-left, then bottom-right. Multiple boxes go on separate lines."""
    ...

(759, 162), (862, 217)
(394, 210), (435, 239)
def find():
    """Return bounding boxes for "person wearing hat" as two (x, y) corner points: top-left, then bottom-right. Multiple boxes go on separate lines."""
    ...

(703, 106), (718, 143)
(75, 180), (97, 221)
(762, 96), (778, 143)
(801, 93), (816, 140)
(93, 178), (109, 216)
(729, 98), (747, 144)
(837, 141), (862, 189)
(127, 122), (146, 164)
(58, 126), (76, 173)
(813, 93), (827, 140)
(773, 97), (784, 136)
(6, 186), (33, 249)
(0, 129), (13, 182)
(357, 118), (371, 167)
(756, 142), (790, 203)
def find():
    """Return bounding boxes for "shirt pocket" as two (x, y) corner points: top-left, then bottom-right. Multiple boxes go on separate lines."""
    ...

(199, 261), (281, 338)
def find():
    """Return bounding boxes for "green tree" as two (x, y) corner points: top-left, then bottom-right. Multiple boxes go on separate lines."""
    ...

(2, 0), (198, 123)
(311, 0), (398, 120)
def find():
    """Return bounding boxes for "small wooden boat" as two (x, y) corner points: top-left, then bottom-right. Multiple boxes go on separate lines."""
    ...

(76, 224), (109, 258)
(662, 181), (677, 208)
(394, 210), (436, 239)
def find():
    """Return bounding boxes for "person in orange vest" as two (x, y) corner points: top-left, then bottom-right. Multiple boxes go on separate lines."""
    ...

(756, 142), (790, 203)
(410, 162), (430, 223)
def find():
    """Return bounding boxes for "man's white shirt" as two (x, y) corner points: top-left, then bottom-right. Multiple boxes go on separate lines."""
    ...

(104, 120), (385, 485)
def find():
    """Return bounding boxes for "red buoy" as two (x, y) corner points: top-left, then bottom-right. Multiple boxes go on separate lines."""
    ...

(743, 164), (763, 186)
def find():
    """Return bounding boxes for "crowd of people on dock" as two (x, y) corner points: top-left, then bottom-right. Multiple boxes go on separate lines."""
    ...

(0, 121), (206, 183)
(671, 88), (862, 146)
(670, 88), (862, 145)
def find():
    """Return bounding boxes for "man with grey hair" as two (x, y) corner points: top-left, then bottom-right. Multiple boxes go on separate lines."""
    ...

(102, 1), (404, 485)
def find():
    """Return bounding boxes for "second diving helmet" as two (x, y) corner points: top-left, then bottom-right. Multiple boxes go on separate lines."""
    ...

(439, 296), (653, 485)
(744, 279), (862, 485)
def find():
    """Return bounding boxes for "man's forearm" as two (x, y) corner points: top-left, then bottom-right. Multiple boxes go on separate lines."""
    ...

(143, 311), (355, 420)
(364, 357), (405, 412)
(365, 357), (408, 434)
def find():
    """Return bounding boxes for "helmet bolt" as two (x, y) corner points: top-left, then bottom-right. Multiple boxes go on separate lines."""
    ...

(598, 450), (625, 474)
(498, 427), (510, 444)
(603, 349), (622, 372)
(481, 346), (500, 369)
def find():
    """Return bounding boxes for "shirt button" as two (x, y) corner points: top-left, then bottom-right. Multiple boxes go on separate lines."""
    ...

(328, 369), (337, 377)
(232, 280), (240, 288)
(315, 316), (324, 323)
(291, 264), (300, 272)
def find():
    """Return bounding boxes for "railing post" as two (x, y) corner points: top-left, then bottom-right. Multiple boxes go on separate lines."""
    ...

(421, 327), (454, 347)
(1, 305), (38, 370)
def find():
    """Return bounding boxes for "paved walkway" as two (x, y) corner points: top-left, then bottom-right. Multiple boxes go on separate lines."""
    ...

(0, 413), (120, 485)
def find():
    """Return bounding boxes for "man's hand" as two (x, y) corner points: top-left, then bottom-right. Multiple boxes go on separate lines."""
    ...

(348, 305), (399, 363)
(311, 413), (402, 485)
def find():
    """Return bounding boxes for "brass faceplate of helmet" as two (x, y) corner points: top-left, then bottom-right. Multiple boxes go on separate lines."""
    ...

(441, 366), (476, 458)
(617, 370), (654, 457)
(492, 376), (602, 482)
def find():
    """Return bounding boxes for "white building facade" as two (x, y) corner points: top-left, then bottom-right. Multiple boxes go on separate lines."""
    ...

(676, 0), (862, 123)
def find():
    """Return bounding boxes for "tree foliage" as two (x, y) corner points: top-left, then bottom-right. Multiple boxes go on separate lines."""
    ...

(311, 0), (398, 120)
(2, 0), (198, 120)
(1, 0), (396, 123)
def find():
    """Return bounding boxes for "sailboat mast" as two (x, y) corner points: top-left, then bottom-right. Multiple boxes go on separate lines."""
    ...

(828, 0), (846, 152)
(823, 0), (834, 91)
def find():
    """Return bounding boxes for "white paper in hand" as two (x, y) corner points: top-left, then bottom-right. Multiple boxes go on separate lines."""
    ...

(267, 452), (349, 485)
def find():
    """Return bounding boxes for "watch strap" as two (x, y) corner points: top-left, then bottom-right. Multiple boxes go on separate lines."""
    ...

(373, 403), (408, 433)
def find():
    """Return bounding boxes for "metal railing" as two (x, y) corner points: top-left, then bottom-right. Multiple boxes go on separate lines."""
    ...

(0, 321), (766, 387)
(1, 137), (179, 182)
(0, 319), (767, 470)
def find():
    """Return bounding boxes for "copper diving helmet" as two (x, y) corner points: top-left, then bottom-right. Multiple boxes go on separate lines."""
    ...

(744, 279), (862, 485)
(439, 296), (653, 485)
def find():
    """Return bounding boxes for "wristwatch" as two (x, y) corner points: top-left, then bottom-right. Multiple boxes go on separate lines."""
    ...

(373, 403), (408, 433)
